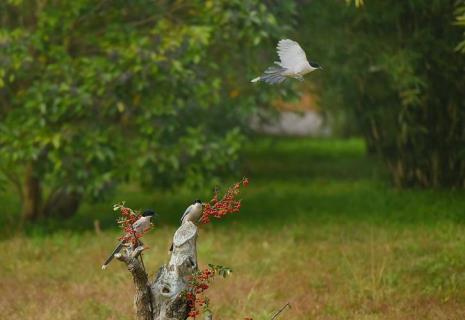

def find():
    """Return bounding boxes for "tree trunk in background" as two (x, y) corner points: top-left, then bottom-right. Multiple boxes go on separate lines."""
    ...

(20, 164), (82, 220)
(42, 188), (82, 219)
(21, 163), (42, 221)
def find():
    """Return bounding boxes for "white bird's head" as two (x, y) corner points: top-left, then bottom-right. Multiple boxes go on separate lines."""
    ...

(192, 199), (203, 209)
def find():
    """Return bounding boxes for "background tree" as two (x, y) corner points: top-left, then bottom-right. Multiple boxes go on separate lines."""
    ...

(455, 0), (465, 53)
(298, 0), (465, 187)
(0, 0), (295, 220)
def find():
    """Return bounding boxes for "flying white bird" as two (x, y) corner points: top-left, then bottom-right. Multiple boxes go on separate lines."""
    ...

(251, 39), (322, 84)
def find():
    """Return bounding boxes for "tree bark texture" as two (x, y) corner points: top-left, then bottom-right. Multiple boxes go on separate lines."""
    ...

(20, 163), (82, 220)
(21, 163), (42, 220)
(117, 221), (200, 320)
(42, 188), (82, 218)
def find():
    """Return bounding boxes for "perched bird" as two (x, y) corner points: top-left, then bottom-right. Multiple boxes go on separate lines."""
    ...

(180, 199), (203, 225)
(169, 200), (203, 252)
(101, 209), (156, 270)
(251, 39), (322, 84)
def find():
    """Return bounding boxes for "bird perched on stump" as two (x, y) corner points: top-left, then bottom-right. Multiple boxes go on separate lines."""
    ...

(169, 200), (203, 252)
(101, 209), (156, 270)
(251, 39), (322, 84)
(180, 199), (203, 225)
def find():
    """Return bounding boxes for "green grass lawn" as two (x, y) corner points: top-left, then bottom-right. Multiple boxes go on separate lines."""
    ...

(2, 137), (465, 319)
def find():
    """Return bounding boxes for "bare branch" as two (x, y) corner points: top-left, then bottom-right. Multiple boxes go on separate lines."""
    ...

(270, 303), (291, 320)
(116, 245), (152, 320)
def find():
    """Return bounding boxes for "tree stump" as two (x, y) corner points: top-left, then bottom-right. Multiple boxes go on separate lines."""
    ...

(116, 221), (200, 320)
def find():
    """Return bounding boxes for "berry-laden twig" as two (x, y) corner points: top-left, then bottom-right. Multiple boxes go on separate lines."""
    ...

(185, 264), (232, 319)
(113, 203), (154, 313)
(200, 177), (249, 224)
(113, 202), (152, 246)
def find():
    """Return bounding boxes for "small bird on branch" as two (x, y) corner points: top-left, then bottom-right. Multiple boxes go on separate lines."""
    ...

(101, 209), (156, 270)
(251, 39), (322, 84)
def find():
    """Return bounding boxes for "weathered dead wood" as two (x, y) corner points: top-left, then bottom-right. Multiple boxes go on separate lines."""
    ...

(115, 245), (152, 320)
(117, 221), (199, 320)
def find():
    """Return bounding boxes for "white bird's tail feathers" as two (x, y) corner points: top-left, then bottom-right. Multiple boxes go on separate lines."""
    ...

(251, 64), (287, 84)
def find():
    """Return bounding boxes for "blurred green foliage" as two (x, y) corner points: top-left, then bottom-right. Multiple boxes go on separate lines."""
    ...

(0, 0), (295, 219)
(299, 0), (465, 187)
(5, 137), (465, 236)
(455, 0), (465, 52)
(2, 0), (465, 223)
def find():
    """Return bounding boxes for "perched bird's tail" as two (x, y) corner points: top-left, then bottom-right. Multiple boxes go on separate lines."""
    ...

(101, 241), (124, 270)
(251, 65), (288, 85)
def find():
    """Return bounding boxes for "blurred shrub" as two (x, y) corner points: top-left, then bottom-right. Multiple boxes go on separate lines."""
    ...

(298, 0), (465, 187)
(455, 0), (465, 52)
(0, 0), (295, 219)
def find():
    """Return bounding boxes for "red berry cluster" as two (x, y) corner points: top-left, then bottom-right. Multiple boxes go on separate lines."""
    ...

(200, 177), (249, 224)
(186, 267), (215, 318)
(185, 264), (233, 319)
(114, 203), (150, 246)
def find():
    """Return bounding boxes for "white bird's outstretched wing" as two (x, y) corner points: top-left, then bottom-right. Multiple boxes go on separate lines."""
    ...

(276, 39), (308, 70)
